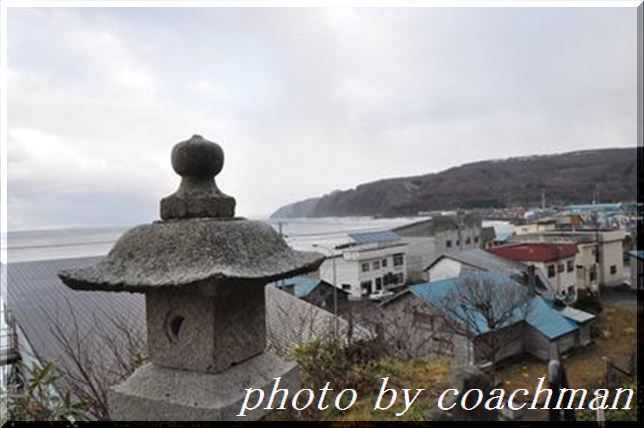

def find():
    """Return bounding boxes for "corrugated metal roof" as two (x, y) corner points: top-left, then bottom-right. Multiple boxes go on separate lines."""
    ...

(348, 230), (400, 244)
(408, 271), (580, 339)
(6, 257), (363, 376)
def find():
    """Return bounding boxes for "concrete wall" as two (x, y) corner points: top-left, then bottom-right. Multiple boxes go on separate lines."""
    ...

(575, 242), (600, 293)
(599, 239), (624, 287)
(401, 237), (437, 283)
(397, 223), (481, 283)
(426, 258), (463, 282)
(320, 244), (407, 299)
(530, 257), (577, 302)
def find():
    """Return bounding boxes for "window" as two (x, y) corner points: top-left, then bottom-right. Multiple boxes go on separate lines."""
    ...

(590, 266), (598, 282)
(558, 264), (565, 273)
(342, 284), (351, 291)
(567, 261), (574, 272)
(394, 273), (405, 284)
(456, 240), (460, 246)
(446, 240), (452, 248)
(548, 265), (556, 278)
(474, 236), (480, 243)
(466, 237), (471, 245)
(372, 261), (380, 270)
(381, 259), (388, 267)
(610, 265), (617, 275)
(393, 253), (404, 267)
(361, 263), (370, 272)
(568, 286), (575, 295)
(375, 278), (382, 290)
(360, 281), (372, 294)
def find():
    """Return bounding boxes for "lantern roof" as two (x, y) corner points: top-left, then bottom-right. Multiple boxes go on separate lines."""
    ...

(58, 135), (324, 293)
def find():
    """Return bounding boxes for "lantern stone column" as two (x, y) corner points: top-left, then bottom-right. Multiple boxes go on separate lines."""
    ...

(58, 135), (324, 421)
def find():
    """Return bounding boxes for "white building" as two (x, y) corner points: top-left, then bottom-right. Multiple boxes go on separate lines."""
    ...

(319, 231), (408, 300)
(510, 228), (626, 292)
(423, 248), (552, 297)
(391, 215), (482, 283)
(489, 242), (579, 303)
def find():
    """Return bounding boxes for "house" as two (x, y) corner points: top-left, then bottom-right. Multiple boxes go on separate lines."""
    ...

(318, 230), (408, 300)
(5, 257), (365, 392)
(510, 228), (626, 292)
(391, 214), (482, 282)
(488, 242), (579, 303)
(628, 251), (643, 290)
(380, 271), (594, 366)
(423, 248), (551, 297)
(513, 218), (557, 236)
(270, 276), (351, 315)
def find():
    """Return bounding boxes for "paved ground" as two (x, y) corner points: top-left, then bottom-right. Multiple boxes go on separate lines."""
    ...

(599, 285), (638, 312)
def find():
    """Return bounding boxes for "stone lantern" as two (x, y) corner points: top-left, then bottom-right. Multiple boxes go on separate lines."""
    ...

(58, 135), (324, 421)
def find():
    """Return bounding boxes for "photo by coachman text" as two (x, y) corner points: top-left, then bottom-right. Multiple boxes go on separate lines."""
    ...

(238, 376), (635, 417)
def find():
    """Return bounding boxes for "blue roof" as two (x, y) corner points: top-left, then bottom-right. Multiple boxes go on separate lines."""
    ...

(269, 276), (320, 298)
(527, 299), (578, 339)
(629, 251), (644, 261)
(409, 271), (580, 339)
(349, 230), (400, 244)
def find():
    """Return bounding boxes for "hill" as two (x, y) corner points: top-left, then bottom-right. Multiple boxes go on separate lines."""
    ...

(270, 147), (640, 218)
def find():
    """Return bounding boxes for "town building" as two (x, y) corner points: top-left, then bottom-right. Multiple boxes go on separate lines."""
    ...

(488, 242), (579, 303)
(510, 228), (626, 292)
(271, 277), (351, 315)
(628, 250), (643, 290)
(513, 218), (557, 236)
(480, 226), (497, 249)
(423, 248), (551, 298)
(391, 214), (482, 283)
(318, 230), (408, 300)
(379, 271), (594, 366)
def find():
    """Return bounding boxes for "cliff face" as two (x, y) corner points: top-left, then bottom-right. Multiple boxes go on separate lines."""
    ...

(270, 147), (640, 218)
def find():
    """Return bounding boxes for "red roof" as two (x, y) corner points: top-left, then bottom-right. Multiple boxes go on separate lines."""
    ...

(488, 242), (577, 263)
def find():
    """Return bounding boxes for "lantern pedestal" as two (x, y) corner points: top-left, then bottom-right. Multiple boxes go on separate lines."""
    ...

(108, 352), (298, 421)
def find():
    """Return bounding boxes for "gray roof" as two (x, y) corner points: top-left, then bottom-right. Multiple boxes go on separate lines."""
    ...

(424, 248), (549, 292)
(393, 215), (480, 237)
(7, 256), (361, 377)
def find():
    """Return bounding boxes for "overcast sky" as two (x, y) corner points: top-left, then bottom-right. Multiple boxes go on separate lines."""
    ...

(7, 6), (637, 230)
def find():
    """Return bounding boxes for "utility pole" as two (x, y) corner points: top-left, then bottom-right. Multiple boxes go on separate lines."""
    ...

(313, 243), (339, 337)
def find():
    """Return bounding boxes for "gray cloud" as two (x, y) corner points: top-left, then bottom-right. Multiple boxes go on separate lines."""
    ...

(7, 7), (637, 229)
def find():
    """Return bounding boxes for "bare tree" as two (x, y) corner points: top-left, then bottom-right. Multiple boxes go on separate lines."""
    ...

(44, 299), (146, 420)
(431, 272), (532, 379)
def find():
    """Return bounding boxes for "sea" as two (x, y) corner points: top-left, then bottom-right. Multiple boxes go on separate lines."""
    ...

(3, 217), (513, 263)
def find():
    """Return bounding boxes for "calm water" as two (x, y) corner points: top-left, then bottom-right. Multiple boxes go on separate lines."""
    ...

(4, 217), (511, 263)
(4, 217), (427, 263)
